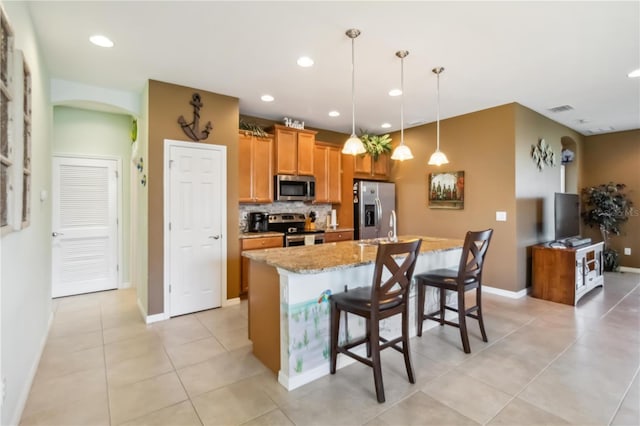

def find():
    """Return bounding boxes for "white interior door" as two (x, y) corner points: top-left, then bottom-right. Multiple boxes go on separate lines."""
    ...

(168, 142), (225, 316)
(52, 156), (119, 298)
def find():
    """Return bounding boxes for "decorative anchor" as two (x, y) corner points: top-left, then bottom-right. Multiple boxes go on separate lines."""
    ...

(178, 93), (213, 141)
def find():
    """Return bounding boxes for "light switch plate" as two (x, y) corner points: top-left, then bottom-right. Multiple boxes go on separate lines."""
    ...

(496, 211), (507, 221)
(624, 248), (631, 255)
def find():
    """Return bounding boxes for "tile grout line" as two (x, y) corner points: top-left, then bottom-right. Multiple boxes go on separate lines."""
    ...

(607, 364), (640, 426)
(481, 297), (620, 425)
(481, 317), (582, 425)
(100, 301), (114, 426)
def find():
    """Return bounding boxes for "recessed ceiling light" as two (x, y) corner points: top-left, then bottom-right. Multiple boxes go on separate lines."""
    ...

(297, 56), (314, 67)
(388, 89), (402, 97)
(89, 35), (114, 48)
(628, 68), (640, 78)
(381, 123), (391, 129)
(328, 111), (340, 117)
(261, 94), (274, 102)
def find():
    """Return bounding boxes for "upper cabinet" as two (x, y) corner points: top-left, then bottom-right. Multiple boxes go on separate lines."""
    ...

(239, 132), (274, 203)
(314, 142), (342, 204)
(271, 124), (317, 176)
(354, 152), (390, 180)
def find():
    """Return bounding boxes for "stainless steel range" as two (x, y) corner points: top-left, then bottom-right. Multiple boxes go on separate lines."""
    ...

(267, 213), (325, 247)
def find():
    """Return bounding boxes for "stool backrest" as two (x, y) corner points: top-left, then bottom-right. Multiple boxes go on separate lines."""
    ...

(371, 238), (422, 308)
(458, 229), (493, 285)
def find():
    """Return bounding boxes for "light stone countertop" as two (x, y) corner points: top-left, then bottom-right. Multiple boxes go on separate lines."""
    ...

(242, 236), (463, 274)
(239, 231), (284, 239)
(323, 227), (355, 233)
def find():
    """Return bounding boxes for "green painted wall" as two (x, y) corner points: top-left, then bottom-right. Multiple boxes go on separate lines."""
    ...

(52, 106), (133, 284)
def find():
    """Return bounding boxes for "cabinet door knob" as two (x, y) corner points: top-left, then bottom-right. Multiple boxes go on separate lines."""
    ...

(209, 235), (221, 240)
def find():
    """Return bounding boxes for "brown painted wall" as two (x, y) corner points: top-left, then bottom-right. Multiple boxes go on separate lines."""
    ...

(148, 80), (239, 315)
(582, 130), (640, 268)
(514, 104), (585, 289)
(390, 104), (517, 291)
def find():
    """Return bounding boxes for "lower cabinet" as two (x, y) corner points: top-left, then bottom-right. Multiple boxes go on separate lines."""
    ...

(240, 236), (283, 295)
(531, 241), (604, 305)
(324, 230), (354, 243)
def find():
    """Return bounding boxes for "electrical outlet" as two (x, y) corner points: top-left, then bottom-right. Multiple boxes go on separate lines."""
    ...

(496, 211), (507, 222)
(624, 248), (631, 255)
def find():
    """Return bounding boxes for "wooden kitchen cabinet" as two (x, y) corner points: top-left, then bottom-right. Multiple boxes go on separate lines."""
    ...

(354, 152), (390, 180)
(313, 142), (342, 203)
(531, 241), (604, 305)
(239, 132), (274, 203)
(271, 124), (317, 176)
(324, 229), (353, 242)
(240, 235), (283, 295)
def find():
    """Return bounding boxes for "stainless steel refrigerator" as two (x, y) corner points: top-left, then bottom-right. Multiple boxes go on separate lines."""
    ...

(353, 180), (396, 240)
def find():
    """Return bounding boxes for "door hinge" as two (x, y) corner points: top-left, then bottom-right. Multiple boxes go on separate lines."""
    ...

(169, 285), (172, 293)
(168, 222), (172, 231)
(115, 170), (119, 178)
(169, 160), (174, 169)
(117, 264), (119, 272)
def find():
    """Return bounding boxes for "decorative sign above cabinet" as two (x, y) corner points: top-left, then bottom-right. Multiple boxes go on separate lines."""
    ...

(283, 117), (305, 129)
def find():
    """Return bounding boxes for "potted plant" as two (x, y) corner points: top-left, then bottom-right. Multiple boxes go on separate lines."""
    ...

(581, 182), (633, 271)
(359, 130), (392, 160)
(239, 120), (269, 138)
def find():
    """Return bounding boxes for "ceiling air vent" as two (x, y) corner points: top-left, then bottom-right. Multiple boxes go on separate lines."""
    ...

(548, 105), (574, 113)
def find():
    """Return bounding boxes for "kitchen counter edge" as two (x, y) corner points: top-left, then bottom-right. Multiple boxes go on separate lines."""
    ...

(242, 236), (463, 274)
(239, 231), (285, 239)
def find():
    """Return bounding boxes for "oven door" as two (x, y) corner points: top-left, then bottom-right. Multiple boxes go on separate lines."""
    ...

(285, 234), (325, 247)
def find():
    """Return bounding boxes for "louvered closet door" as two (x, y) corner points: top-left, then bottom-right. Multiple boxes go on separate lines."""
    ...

(52, 156), (118, 298)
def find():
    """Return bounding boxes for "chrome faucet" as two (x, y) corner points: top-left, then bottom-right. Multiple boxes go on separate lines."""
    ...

(388, 210), (398, 242)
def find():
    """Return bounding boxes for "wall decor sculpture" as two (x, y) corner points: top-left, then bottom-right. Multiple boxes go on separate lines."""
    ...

(531, 138), (557, 171)
(178, 93), (213, 141)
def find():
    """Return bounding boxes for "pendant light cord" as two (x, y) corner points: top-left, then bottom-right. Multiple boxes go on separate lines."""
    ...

(400, 56), (404, 145)
(351, 36), (356, 136)
(436, 70), (440, 151)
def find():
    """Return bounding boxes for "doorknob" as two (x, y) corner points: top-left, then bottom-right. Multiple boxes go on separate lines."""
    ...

(52, 232), (64, 237)
(209, 235), (221, 240)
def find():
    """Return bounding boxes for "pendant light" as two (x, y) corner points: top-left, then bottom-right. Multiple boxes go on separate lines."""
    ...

(428, 67), (449, 166)
(342, 28), (366, 155)
(391, 50), (414, 161)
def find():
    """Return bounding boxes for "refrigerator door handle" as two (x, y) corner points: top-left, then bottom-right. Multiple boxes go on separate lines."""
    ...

(375, 198), (382, 234)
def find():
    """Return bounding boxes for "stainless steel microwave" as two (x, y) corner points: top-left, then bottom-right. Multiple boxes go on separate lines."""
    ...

(274, 175), (315, 202)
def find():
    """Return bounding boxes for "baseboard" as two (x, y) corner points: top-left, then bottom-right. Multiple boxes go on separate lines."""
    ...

(145, 313), (167, 324)
(137, 297), (168, 324)
(11, 310), (54, 426)
(619, 266), (640, 274)
(224, 297), (240, 307)
(483, 285), (529, 299)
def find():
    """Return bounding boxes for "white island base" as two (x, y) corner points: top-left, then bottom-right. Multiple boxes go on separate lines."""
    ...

(245, 237), (463, 391)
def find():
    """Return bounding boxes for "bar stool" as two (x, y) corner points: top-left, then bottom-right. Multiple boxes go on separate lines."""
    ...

(414, 229), (493, 353)
(329, 238), (422, 403)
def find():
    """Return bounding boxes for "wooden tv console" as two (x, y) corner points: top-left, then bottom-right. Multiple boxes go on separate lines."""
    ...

(531, 241), (604, 306)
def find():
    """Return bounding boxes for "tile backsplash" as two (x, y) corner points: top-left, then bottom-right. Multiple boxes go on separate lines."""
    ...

(239, 202), (333, 233)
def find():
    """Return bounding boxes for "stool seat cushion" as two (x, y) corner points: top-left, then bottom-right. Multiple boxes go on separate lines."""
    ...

(331, 286), (402, 311)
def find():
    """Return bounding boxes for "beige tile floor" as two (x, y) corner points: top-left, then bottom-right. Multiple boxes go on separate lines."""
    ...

(19, 272), (640, 426)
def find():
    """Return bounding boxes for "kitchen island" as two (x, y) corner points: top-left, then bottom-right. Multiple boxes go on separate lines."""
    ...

(243, 236), (463, 390)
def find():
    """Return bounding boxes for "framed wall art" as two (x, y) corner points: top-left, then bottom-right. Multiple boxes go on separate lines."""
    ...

(428, 170), (464, 209)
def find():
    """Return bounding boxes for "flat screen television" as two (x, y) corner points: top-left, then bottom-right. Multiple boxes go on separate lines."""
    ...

(554, 192), (581, 241)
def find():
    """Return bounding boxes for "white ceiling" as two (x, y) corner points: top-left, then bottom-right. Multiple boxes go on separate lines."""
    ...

(27, 1), (640, 136)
